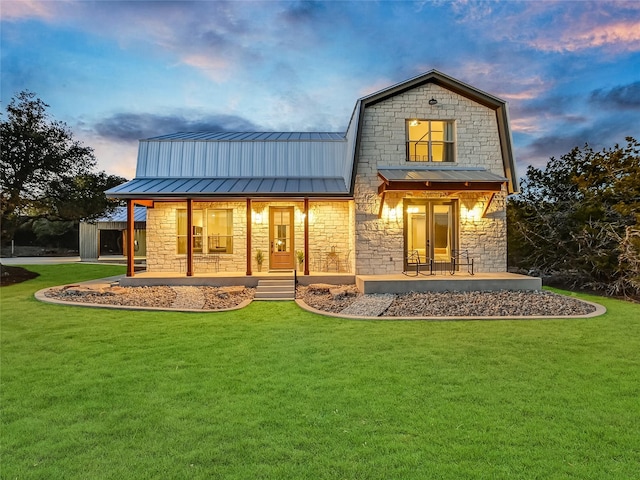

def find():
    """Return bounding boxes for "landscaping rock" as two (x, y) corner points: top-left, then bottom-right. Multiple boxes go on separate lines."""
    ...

(219, 286), (246, 296)
(308, 283), (335, 293)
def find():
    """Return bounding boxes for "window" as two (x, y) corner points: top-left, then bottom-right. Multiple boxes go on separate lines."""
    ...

(176, 209), (233, 254)
(206, 209), (233, 253)
(406, 120), (455, 162)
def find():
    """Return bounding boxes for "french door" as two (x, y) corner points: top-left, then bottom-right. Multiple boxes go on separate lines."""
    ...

(269, 207), (294, 269)
(405, 200), (457, 265)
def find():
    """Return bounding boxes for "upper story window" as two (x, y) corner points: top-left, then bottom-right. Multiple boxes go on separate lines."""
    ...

(406, 120), (455, 162)
(176, 208), (234, 254)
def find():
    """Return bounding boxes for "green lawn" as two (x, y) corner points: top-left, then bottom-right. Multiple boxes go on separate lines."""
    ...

(2, 264), (639, 479)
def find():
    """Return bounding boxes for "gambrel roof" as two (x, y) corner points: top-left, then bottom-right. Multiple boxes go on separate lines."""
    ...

(107, 70), (518, 200)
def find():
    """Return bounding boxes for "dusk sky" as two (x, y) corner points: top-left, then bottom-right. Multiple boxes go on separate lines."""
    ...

(2, 0), (639, 180)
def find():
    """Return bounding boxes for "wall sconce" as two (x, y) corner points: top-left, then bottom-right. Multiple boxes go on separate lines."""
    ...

(295, 209), (307, 224)
(381, 204), (402, 224)
(428, 98), (438, 106)
(252, 211), (263, 224)
(463, 205), (481, 223)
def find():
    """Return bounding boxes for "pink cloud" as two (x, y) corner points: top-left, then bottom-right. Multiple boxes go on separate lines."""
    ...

(531, 20), (640, 53)
(0, 0), (60, 20)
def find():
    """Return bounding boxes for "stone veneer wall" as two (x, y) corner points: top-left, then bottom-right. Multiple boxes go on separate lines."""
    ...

(354, 82), (508, 274)
(146, 201), (247, 273)
(146, 200), (352, 273)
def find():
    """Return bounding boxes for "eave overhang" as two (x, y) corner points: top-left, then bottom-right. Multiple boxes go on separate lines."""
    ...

(377, 168), (507, 195)
(105, 176), (352, 201)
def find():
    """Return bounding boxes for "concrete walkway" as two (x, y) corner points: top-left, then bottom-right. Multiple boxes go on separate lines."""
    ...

(1, 256), (81, 265)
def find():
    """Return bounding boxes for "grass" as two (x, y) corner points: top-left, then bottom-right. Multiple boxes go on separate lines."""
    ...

(2, 264), (639, 479)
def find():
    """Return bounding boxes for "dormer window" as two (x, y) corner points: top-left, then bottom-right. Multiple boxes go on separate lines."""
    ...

(406, 120), (455, 162)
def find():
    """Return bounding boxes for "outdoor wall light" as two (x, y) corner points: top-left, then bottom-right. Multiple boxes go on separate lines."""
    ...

(428, 98), (438, 106)
(252, 211), (263, 224)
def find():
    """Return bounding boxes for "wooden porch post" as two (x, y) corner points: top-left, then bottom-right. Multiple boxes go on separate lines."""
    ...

(126, 199), (135, 277)
(246, 198), (252, 276)
(304, 198), (309, 276)
(186, 199), (194, 277)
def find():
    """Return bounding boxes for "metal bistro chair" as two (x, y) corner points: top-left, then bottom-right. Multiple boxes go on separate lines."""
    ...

(403, 250), (432, 276)
(451, 249), (474, 275)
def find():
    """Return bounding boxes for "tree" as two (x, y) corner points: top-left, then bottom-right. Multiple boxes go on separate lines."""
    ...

(508, 137), (640, 296)
(1, 91), (126, 245)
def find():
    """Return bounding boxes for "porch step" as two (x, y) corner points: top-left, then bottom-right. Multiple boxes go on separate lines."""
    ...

(254, 279), (296, 301)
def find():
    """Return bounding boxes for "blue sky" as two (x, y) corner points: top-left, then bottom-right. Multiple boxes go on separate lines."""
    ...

(2, 0), (639, 179)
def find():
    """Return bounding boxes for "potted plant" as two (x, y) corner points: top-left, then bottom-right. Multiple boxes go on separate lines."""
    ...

(255, 249), (264, 272)
(296, 250), (304, 271)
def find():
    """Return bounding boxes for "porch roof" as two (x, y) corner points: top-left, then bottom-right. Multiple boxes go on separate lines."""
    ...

(377, 167), (507, 193)
(106, 176), (350, 199)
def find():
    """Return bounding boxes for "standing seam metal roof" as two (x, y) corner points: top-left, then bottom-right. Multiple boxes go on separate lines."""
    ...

(106, 177), (349, 198)
(144, 132), (345, 141)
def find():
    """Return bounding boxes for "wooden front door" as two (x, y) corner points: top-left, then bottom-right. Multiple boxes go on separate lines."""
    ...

(269, 207), (295, 270)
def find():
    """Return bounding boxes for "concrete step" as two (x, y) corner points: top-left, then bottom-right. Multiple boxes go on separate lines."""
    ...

(254, 279), (296, 301)
(259, 280), (295, 287)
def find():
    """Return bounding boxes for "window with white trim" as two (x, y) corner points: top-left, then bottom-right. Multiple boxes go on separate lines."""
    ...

(406, 120), (455, 162)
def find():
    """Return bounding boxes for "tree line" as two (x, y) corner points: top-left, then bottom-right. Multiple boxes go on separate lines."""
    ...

(508, 137), (640, 297)
(1, 91), (126, 248)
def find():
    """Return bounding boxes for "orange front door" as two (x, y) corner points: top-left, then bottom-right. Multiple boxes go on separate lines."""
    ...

(269, 207), (294, 269)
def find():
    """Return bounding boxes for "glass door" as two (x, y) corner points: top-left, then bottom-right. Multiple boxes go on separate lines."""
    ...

(405, 200), (457, 266)
(269, 207), (294, 269)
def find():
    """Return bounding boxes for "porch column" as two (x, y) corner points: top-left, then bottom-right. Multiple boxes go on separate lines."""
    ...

(186, 199), (194, 277)
(126, 199), (135, 277)
(304, 198), (309, 275)
(246, 198), (252, 276)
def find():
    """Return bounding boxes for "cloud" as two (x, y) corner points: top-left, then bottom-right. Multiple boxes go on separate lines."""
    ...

(590, 82), (640, 110)
(93, 112), (260, 142)
(530, 20), (640, 53)
(0, 0), (59, 20)
(516, 113), (637, 170)
(279, 1), (327, 25)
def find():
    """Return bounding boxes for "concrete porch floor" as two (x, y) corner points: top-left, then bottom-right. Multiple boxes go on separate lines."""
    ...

(118, 269), (541, 294)
(356, 272), (542, 294)
(119, 271), (355, 287)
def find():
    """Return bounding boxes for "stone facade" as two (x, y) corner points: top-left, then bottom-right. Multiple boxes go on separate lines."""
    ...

(354, 82), (508, 274)
(146, 200), (352, 273)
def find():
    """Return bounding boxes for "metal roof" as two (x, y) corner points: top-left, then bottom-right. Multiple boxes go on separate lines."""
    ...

(106, 177), (349, 199)
(378, 168), (508, 183)
(145, 132), (345, 141)
(135, 134), (347, 178)
(94, 205), (147, 222)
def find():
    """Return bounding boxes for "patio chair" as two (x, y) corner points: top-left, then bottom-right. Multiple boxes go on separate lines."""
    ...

(403, 250), (432, 276)
(451, 249), (474, 275)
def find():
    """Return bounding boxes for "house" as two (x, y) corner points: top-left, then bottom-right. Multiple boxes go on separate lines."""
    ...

(79, 206), (146, 261)
(107, 70), (525, 289)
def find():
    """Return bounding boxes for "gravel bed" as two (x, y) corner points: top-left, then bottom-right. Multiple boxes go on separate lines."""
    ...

(45, 285), (255, 310)
(296, 285), (360, 313)
(45, 285), (176, 308)
(201, 287), (255, 310)
(382, 290), (597, 317)
(299, 285), (597, 317)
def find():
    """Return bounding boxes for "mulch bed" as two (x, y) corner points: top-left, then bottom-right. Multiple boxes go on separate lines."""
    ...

(0, 264), (39, 286)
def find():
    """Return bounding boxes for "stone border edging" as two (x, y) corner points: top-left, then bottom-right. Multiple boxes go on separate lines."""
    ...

(34, 287), (253, 313)
(294, 298), (607, 321)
